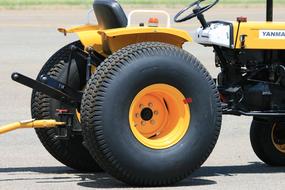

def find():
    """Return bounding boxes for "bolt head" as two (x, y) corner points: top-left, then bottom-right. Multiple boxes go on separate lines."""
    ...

(12, 73), (19, 79)
(41, 75), (47, 81)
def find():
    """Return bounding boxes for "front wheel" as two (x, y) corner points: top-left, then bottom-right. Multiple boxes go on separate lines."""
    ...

(250, 118), (285, 166)
(81, 42), (222, 186)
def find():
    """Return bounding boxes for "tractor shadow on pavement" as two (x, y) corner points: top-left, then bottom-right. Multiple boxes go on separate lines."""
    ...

(192, 162), (285, 177)
(0, 162), (284, 188)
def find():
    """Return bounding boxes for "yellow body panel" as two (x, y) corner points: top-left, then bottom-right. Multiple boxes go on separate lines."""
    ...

(59, 25), (104, 54)
(233, 22), (285, 49)
(59, 25), (192, 54)
(99, 27), (192, 53)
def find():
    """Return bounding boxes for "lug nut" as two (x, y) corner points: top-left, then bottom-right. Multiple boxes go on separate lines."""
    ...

(139, 104), (144, 109)
(141, 121), (146, 126)
(148, 103), (153, 107)
(154, 111), (159, 115)
(150, 120), (156, 125)
(135, 113), (140, 118)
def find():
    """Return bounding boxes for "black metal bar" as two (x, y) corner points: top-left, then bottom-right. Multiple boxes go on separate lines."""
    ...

(266, 0), (273, 21)
(11, 72), (80, 107)
(39, 75), (82, 102)
(65, 46), (76, 86)
(223, 109), (285, 116)
(72, 45), (105, 66)
(193, 7), (208, 29)
(213, 45), (227, 66)
(239, 111), (285, 116)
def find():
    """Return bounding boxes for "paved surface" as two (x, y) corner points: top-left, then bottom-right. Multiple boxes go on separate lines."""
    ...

(1, 5), (285, 190)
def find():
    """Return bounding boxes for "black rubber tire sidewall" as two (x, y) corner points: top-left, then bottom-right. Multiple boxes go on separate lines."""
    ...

(250, 118), (285, 166)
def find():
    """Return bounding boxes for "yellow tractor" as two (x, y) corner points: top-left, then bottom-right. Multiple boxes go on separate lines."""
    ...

(1, 0), (285, 186)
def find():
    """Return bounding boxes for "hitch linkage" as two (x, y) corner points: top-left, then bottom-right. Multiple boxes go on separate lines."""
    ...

(55, 109), (80, 140)
(11, 44), (105, 109)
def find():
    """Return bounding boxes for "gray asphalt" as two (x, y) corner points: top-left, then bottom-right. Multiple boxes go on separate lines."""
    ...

(1, 5), (285, 190)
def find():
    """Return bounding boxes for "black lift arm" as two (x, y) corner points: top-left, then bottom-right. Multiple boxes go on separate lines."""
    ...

(12, 72), (82, 108)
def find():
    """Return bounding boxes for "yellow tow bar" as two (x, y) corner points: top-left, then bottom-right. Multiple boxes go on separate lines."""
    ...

(0, 119), (65, 135)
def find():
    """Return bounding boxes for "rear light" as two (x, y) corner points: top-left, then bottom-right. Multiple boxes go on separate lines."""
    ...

(148, 17), (159, 27)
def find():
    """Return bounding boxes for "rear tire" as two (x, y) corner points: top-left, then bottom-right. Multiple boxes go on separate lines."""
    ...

(250, 118), (285, 166)
(31, 41), (102, 172)
(81, 42), (222, 186)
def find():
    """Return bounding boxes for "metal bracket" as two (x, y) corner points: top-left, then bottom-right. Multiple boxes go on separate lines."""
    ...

(12, 72), (81, 108)
(55, 109), (74, 140)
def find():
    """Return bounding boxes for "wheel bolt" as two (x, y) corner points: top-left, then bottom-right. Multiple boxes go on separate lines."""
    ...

(148, 103), (153, 107)
(135, 113), (140, 118)
(150, 120), (156, 125)
(154, 111), (159, 115)
(141, 121), (146, 126)
(139, 104), (144, 109)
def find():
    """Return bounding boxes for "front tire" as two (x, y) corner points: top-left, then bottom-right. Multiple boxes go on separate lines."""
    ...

(81, 42), (222, 186)
(250, 118), (285, 166)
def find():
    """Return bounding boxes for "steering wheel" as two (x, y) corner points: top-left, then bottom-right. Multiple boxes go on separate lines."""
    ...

(174, 0), (219, 23)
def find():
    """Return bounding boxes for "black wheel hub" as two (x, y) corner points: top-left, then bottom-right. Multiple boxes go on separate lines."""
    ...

(141, 108), (153, 121)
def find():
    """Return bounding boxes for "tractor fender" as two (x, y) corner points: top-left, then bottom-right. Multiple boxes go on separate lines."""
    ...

(58, 25), (105, 55)
(58, 25), (192, 55)
(98, 27), (192, 54)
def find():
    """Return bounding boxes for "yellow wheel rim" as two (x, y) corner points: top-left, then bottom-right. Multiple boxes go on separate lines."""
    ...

(272, 123), (285, 153)
(129, 84), (191, 149)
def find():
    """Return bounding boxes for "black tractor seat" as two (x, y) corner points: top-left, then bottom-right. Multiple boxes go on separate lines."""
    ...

(93, 0), (128, 29)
